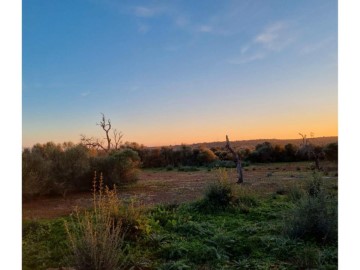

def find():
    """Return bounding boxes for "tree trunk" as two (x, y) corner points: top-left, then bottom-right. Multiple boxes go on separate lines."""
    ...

(225, 135), (243, 184)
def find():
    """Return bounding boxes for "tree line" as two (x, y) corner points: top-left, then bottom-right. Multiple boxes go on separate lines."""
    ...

(22, 139), (337, 198)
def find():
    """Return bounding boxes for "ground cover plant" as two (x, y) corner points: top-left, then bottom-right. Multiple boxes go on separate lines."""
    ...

(23, 163), (337, 270)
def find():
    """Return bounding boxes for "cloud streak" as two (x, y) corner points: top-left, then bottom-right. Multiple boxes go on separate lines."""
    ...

(300, 37), (336, 55)
(132, 6), (165, 18)
(254, 22), (294, 51)
(228, 21), (296, 64)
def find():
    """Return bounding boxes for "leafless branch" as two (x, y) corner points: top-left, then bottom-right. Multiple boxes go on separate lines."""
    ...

(80, 114), (123, 152)
(112, 129), (123, 150)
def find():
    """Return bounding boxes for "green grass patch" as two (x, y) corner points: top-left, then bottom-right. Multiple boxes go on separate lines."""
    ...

(23, 172), (337, 269)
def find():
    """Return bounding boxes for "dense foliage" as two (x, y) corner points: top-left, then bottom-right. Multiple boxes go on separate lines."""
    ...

(121, 141), (337, 168)
(22, 140), (337, 197)
(22, 142), (141, 198)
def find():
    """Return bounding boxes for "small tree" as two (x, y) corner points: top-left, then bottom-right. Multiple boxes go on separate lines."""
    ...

(297, 133), (324, 170)
(81, 113), (123, 153)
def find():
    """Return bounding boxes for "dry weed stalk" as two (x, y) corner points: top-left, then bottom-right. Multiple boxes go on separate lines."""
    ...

(64, 172), (126, 270)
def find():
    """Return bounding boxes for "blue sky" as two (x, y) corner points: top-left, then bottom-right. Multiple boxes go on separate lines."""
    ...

(23, 0), (338, 146)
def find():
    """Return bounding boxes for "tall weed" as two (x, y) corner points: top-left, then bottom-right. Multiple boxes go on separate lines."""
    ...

(64, 172), (127, 270)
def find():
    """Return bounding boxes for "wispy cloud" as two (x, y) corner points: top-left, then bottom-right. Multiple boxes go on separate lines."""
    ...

(228, 21), (296, 64)
(241, 45), (250, 54)
(81, 91), (90, 97)
(133, 6), (165, 18)
(196, 25), (213, 33)
(254, 22), (294, 51)
(255, 23), (285, 44)
(300, 37), (336, 55)
(227, 52), (266, 65)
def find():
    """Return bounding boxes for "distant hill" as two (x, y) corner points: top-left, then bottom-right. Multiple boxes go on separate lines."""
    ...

(166, 136), (338, 150)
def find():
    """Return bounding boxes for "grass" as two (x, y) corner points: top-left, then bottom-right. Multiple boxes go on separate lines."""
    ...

(23, 165), (338, 269)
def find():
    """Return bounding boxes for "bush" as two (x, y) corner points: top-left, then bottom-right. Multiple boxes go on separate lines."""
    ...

(58, 144), (91, 191)
(233, 186), (258, 208)
(115, 199), (150, 241)
(288, 185), (305, 202)
(64, 173), (127, 270)
(91, 149), (140, 186)
(284, 175), (337, 243)
(197, 147), (218, 166)
(204, 183), (233, 209)
(285, 195), (337, 243)
(323, 142), (338, 162)
(22, 148), (52, 198)
(199, 169), (234, 212)
(306, 172), (323, 197)
(110, 149), (140, 184)
(22, 143), (91, 197)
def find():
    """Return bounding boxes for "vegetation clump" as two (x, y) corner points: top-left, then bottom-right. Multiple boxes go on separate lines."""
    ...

(201, 169), (234, 211)
(64, 173), (128, 270)
(284, 173), (338, 244)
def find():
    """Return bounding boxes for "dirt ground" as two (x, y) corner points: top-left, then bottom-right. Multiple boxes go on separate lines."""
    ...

(22, 162), (338, 220)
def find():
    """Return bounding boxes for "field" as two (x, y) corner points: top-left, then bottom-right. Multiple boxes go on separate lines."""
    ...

(23, 161), (337, 220)
(23, 161), (338, 269)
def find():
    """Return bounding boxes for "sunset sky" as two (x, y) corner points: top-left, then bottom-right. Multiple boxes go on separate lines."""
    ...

(23, 0), (338, 147)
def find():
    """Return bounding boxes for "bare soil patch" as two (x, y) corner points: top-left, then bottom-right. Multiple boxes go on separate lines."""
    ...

(22, 162), (337, 220)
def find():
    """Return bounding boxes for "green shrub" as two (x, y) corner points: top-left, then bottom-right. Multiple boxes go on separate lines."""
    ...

(292, 245), (321, 269)
(58, 144), (91, 191)
(306, 172), (323, 197)
(204, 183), (233, 209)
(158, 260), (191, 270)
(284, 172), (337, 243)
(91, 149), (140, 186)
(288, 185), (305, 202)
(23, 221), (53, 269)
(233, 186), (259, 208)
(110, 149), (140, 184)
(23, 220), (69, 270)
(22, 143), (91, 197)
(22, 149), (53, 198)
(115, 199), (150, 241)
(196, 169), (235, 212)
(284, 194), (337, 243)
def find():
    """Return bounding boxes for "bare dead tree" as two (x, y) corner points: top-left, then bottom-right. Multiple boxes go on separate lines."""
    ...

(225, 135), (243, 184)
(297, 132), (323, 170)
(80, 113), (123, 152)
(112, 129), (122, 150)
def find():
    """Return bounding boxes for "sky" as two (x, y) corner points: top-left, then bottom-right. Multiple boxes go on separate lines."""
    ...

(23, 0), (338, 147)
